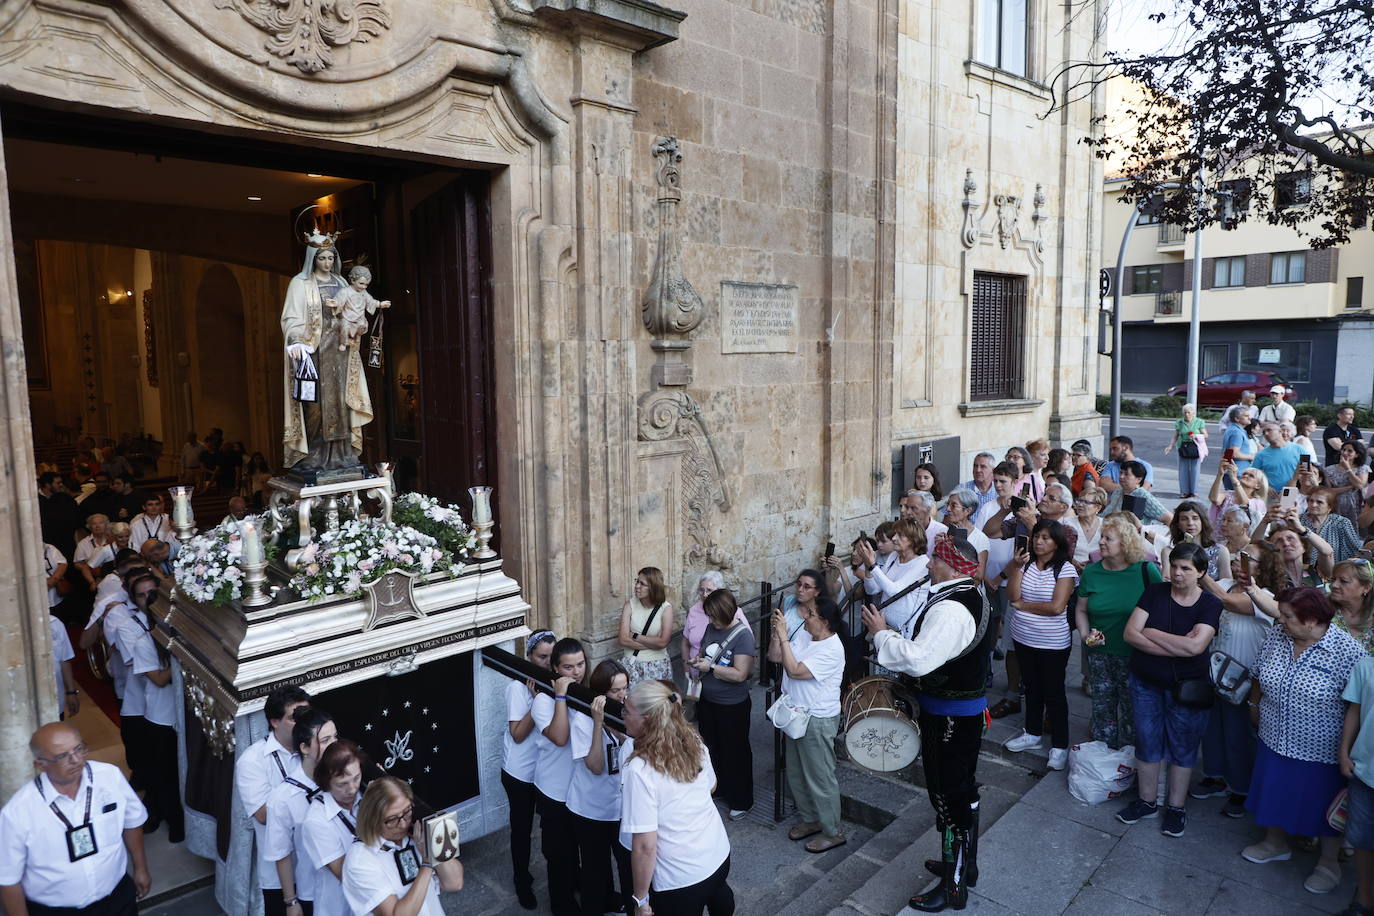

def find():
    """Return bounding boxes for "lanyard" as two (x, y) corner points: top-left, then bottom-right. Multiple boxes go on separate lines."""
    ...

(36, 765), (93, 831)
(284, 777), (320, 801)
(336, 811), (357, 836)
(270, 749), (289, 780)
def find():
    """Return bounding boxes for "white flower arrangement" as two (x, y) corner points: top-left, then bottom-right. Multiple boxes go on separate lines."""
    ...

(172, 517), (257, 605)
(289, 516), (460, 602)
(392, 492), (479, 559)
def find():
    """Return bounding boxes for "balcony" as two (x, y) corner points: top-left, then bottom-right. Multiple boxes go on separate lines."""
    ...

(1157, 222), (1185, 247)
(1155, 290), (1183, 317)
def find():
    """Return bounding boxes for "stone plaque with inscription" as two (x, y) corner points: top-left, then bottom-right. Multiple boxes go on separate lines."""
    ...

(720, 281), (799, 354)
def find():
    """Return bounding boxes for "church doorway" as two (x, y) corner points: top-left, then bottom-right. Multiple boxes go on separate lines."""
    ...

(4, 103), (501, 904)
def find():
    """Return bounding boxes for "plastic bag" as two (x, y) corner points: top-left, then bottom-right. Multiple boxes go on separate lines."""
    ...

(1067, 741), (1137, 805)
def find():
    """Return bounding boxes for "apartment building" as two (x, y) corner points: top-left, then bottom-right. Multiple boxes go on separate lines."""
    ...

(1101, 173), (1373, 404)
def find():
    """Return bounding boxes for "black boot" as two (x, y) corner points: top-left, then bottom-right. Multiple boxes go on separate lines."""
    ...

(910, 829), (970, 911)
(923, 804), (979, 887)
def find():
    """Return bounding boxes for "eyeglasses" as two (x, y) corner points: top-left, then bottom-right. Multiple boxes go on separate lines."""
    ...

(383, 805), (414, 828)
(37, 743), (88, 766)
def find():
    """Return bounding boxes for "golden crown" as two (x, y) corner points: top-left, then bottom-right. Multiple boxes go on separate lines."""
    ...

(303, 228), (341, 249)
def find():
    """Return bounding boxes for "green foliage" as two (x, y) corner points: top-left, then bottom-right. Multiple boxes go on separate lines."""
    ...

(1291, 400), (1374, 429)
(1149, 395), (1183, 417)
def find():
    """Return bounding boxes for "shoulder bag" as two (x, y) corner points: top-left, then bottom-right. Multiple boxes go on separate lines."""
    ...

(1209, 650), (1252, 705)
(1169, 595), (1215, 709)
(631, 602), (663, 657)
(1178, 434), (1200, 460)
(767, 694), (811, 739)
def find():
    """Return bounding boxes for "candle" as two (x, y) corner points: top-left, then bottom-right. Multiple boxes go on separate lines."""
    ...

(171, 486), (192, 528)
(241, 518), (264, 566)
(468, 486), (492, 525)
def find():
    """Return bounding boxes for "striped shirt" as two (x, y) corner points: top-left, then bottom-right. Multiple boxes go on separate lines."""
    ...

(1009, 560), (1079, 649)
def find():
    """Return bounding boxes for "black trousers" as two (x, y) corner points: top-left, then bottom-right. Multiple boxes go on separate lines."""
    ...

(28, 875), (136, 916)
(917, 710), (983, 831)
(261, 889), (314, 916)
(572, 813), (630, 916)
(1013, 641), (1071, 749)
(118, 714), (147, 793)
(696, 696), (754, 812)
(651, 857), (734, 916)
(502, 771), (538, 893)
(535, 790), (580, 916)
(145, 720), (185, 838)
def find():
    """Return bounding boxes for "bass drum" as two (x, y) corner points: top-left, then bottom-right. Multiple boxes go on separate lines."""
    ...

(841, 675), (921, 772)
(86, 639), (111, 682)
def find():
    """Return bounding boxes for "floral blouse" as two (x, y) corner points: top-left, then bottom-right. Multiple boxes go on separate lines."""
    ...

(1251, 623), (1366, 763)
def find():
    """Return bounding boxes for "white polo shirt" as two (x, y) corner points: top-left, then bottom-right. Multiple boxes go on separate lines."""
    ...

(49, 616), (74, 703)
(106, 603), (145, 719)
(0, 762), (147, 908)
(530, 693), (574, 802)
(236, 733), (299, 890)
(502, 679), (539, 783)
(119, 615), (175, 728)
(342, 838), (444, 916)
(42, 544), (66, 608)
(621, 744), (729, 892)
(73, 536), (115, 572)
(303, 792), (360, 915)
(264, 766), (322, 902)
(567, 710), (628, 822)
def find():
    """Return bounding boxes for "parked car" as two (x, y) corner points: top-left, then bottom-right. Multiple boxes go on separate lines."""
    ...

(1167, 371), (1296, 407)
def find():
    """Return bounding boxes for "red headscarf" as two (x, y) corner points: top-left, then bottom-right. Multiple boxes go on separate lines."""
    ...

(932, 534), (979, 577)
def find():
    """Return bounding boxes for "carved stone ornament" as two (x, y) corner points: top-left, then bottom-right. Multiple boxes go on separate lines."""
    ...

(216, 0), (393, 74)
(960, 169), (980, 249)
(362, 569), (425, 632)
(642, 137), (704, 386)
(995, 194), (1021, 249)
(1031, 183), (1048, 254)
(638, 389), (731, 565)
(184, 668), (236, 758)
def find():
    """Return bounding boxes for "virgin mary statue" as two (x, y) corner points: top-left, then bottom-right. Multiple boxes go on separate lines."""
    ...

(281, 235), (373, 479)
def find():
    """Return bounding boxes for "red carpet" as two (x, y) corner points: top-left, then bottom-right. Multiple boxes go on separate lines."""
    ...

(66, 622), (123, 723)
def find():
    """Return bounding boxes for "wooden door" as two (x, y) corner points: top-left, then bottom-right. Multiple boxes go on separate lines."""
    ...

(408, 177), (498, 527)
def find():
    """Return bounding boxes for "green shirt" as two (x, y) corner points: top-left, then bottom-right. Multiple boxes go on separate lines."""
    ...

(1175, 417), (1206, 438)
(1078, 560), (1163, 657)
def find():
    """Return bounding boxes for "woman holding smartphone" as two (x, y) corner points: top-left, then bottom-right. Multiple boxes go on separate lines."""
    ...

(1003, 520), (1079, 770)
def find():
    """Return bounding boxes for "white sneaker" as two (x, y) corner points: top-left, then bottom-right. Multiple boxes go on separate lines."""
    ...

(1048, 748), (1068, 770)
(1004, 731), (1043, 753)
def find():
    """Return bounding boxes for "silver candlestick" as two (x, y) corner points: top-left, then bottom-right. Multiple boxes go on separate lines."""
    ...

(170, 485), (196, 544)
(469, 485), (496, 559)
(240, 559), (273, 607)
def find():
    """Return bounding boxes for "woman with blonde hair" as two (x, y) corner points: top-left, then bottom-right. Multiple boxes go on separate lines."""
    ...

(618, 567), (675, 687)
(1075, 513), (1162, 749)
(621, 679), (734, 916)
(342, 776), (464, 916)
(1208, 458), (1268, 529)
(1329, 558), (1374, 653)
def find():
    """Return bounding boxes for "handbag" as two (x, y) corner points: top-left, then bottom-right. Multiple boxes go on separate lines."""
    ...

(1169, 597), (1214, 709)
(1209, 649), (1252, 705)
(1178, 436), (1200, 460)
(766, 694), (811, 739)
(684, 676), (703, 701)
(1329, 787), (1350, 833)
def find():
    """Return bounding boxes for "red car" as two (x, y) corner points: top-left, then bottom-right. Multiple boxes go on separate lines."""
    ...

(1167, 371), (1296, 407)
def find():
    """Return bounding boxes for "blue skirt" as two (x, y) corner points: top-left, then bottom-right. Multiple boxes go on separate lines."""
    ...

(1245, 742), (1345, 837)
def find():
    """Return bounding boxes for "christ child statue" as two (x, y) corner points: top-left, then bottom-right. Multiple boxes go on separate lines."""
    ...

(326, 264), (391, 351)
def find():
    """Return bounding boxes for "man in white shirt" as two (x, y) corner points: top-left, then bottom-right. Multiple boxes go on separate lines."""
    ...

(235, 686), (312, 916)
(956, 453), (999, 515)
(862, 535), (995, 912)
(129, 494), (178, 559)
(1258, 385), (1296, 425)
(899, 490), (948, 555)
(0, 722), (150, 916)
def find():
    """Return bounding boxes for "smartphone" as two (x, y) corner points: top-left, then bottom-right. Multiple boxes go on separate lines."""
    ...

(1122, 493), (1143, 516)
(1240, 552), (1252, 580)
(1280, 486), (1298, 512)
(1021, 481), (1031, 496)
(1223, 447), (1236, 462)
(825, 541), (835, 558)
(1014, 535), (1029, 554)
(1299, 453), (1312, 470)
(1010, 495), (1029, 513)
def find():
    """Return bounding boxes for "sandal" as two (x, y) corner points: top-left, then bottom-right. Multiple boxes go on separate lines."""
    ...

(788, 822), (822, 841)
(989, 698), (1022, 719)
(805, 833), (848, 853)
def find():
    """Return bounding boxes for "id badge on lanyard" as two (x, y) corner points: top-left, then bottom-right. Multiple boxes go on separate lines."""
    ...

(394, 845), (421, 884)
(38, 767), (97, 863)
(606, 741), (621, 776)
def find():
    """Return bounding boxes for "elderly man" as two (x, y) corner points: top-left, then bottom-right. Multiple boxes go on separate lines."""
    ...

(957, 453), (999, 515)
(900, 489), (948, 554)
(1220, 406), (1256, 481)
(0, 723), (150, 916)
(1219, 389), (1258, 433)
(138, 539), (172, 576)
(1258, 385), (1296, 425)
(223, 496), (250, 526)
(863, 536), (995, 911)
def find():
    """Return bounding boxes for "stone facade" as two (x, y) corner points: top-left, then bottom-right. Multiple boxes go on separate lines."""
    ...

(0, 0), (1103, 800)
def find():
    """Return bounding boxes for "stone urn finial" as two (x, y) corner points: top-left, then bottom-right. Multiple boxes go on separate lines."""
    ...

(642, 136), (704, 386)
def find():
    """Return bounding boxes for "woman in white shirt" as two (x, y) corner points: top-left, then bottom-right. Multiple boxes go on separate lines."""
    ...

(531, 638), (588, 916)
(1193, 542), (1282, 817)
(342, 776), (464, 916)
(114, 572), (184, 841)
(1003, 520), (1080, 770)
(768, 596), (848, 853)
(502, 630), (554, 910)
(1062, 486), (1107, 569)
(303, 740), (367, 916)
(941, 491), (989, 580)
(853, 519), (929, 632)
(569, 659), (632, 916)
(618, 567), (675, 687)
(621, 679), (733, 916)
(265, 707), (339, 916)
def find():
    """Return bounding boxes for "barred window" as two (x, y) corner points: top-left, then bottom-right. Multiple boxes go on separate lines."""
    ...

(970, 271), (1027, 401)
